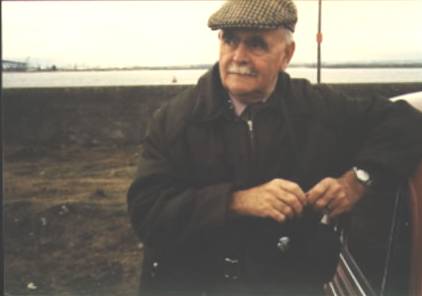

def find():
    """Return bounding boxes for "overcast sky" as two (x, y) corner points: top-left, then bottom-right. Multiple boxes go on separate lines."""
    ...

(2, 1), (422, 68)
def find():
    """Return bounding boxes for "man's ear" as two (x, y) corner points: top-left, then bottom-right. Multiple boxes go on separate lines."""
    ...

(280, 42), (296, 70)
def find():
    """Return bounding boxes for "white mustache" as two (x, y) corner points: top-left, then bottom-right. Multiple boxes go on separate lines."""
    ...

(227, 64), (257, 76)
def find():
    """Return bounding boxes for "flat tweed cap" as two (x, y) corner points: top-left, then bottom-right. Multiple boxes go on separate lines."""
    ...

(208, 0), (298, 32)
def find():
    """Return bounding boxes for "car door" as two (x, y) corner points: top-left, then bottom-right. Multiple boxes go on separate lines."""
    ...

(326, 92), (422, 296)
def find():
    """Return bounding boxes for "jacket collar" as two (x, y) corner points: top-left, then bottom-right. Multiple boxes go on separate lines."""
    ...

(189, 63), (228, 123)
(189, 63), (310, 123)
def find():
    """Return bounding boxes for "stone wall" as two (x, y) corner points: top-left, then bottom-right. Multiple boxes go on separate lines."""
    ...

(3, 83), (422, 146)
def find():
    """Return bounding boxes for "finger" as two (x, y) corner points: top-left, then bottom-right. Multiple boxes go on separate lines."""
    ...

(307, 180), (330, 204)
(268, 197), (294, 219)
(325, 191), (347, 212)
(327, 193), (352, 218)
(268, 209), (286, 223)
(278, 180), (306, 205)
(267, 179), (305, 206)
(266, 183), (303, 215)
(322, 199), (338, 216)
(316, 180), (348, 210)
(311, 178), (345, 210)
(314, 189), (337, 210)
(279, 201), (295, 219)
(277, 193), (303, 216)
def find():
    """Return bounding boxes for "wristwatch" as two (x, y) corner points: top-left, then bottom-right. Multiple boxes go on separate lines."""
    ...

(352, 166), (373, 187)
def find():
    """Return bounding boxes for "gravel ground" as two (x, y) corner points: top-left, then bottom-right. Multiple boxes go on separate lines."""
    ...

(4, 145), (143, 296)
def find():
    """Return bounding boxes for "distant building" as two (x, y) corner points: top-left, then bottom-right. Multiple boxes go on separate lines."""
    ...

(2, 60), (28, 71)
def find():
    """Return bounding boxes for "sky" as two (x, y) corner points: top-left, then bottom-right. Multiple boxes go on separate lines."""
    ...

(2, 0), (422, 68)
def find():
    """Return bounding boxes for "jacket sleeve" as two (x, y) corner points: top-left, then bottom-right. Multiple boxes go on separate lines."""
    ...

(355, 99), (422, 178)
(127, 104), (234, 250)
(314, 85), (422, 181)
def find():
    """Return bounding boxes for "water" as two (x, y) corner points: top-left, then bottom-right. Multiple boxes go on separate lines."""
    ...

(3, 67), (422, 88)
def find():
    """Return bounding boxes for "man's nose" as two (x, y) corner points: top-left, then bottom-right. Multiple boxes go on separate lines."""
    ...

(232, 43), (249, 63)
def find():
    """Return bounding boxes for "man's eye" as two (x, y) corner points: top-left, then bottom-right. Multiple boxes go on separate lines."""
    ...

(247, 38), (268, 51)
(223, 35), (237, 46)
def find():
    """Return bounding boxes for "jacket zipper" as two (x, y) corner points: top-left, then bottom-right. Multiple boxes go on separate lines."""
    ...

(246, 119), (255, 155)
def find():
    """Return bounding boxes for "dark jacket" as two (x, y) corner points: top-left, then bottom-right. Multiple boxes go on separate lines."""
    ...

(127, 64), (422, 295)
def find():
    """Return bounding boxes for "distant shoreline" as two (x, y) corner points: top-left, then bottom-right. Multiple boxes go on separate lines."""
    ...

(4, 63), (422, 73)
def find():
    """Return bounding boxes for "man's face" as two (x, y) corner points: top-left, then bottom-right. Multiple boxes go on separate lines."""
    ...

(218, 28), (295, 103)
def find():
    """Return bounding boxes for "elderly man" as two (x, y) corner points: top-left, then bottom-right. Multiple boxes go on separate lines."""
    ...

(127, 0), (422, 295)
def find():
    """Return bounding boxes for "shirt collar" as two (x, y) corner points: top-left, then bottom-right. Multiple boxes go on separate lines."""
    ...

(228, 93), (271, 117)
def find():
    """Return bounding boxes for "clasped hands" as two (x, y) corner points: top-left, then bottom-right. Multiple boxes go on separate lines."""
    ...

(230, 170), (367, 223)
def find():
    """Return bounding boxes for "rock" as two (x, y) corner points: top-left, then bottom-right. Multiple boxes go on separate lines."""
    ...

(93, 188), (107, 198)
(58, 204), (69, 215)
(41, 217), (47, 226)
(110, 129), (125, 140)
(27, 282), (37, 290)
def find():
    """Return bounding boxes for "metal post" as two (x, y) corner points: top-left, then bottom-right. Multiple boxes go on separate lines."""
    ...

(317, 0), (322, 84)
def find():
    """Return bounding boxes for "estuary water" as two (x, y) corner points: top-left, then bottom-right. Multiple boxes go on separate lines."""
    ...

(3, 67), (422, 88)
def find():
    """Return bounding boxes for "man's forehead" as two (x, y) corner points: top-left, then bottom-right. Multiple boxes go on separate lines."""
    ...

(222, 28), (282, 38)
